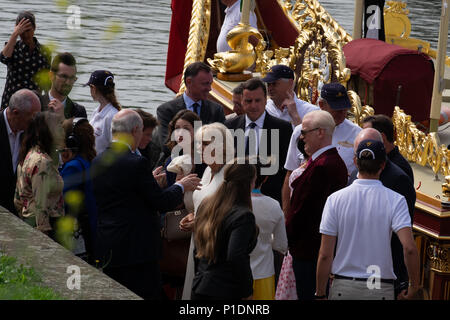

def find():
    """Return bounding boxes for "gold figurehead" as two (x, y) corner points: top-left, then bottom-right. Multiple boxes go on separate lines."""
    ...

(208, 22), (264, 74)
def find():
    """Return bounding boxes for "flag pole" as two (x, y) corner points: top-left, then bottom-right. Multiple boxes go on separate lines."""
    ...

(430, 0), (450, 132)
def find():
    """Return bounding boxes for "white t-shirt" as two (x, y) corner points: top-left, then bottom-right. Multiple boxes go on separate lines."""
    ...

(89, 103), (118, 155)
(285, 119), (361, 176)
(250, 194), (288, 279)
(217, 0), (258, 53)
(265, 95), (319, 128)
(320, 179), (411, 280)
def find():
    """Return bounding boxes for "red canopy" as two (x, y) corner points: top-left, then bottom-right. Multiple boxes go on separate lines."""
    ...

(343, 38), (434, 122)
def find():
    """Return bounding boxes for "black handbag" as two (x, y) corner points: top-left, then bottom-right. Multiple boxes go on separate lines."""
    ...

(162, 209), (191, 241)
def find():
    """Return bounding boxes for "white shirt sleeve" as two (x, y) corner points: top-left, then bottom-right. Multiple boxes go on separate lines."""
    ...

(271, 202), (288, 254)
(392, 196), (412, 233)
(319, 196), (338, 236)
(284, 124), (303, 171)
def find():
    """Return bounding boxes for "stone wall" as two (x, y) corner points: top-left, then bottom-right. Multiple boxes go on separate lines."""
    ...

(0, 206), (141, 300)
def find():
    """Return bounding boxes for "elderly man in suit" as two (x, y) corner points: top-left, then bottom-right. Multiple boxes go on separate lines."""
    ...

(0, 89), (40, 214)
(286, 109), (348, 300)
(156, 62), (225, 148)
(91, 109), (201, 300)
(282, 83), (361, 216)
(225, 77), (292, 204)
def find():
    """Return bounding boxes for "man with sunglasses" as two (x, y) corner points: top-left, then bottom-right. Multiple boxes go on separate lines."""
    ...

(282, 83), (361, 216)
(40, 52), (87, 119)
(285, 109), (348, 300)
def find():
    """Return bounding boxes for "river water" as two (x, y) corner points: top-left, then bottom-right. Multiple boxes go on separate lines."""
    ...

(0, 0), (448, 116)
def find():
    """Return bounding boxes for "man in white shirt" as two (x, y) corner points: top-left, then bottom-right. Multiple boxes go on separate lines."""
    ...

(0, 89), (41, 214)
(315, 137), (421, 300)
(262, 64), (318, 128)
(281, 82), (361, 215)
(217, 0), (258, 53)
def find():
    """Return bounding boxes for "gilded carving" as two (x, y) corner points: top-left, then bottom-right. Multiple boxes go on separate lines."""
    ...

(178, 0), (212, 95)
(393, 107), (450, 179)
(348, 90), (375, 127)
(427, 243), (450, 273)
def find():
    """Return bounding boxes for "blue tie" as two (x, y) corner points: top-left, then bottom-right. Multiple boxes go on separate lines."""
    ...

(192, 102), (200, 116)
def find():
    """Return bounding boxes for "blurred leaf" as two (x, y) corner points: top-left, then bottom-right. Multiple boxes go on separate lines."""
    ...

(103, 19), (124, 41)
(33, 69), (52, 92)
(55, 0), (70, 11)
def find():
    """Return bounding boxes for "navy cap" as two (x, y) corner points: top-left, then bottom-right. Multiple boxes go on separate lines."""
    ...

(262, 65), (294, 83)
(321, 83), (351, 110)
(356, 139), (386, 160)
(84, 70), (114, 87)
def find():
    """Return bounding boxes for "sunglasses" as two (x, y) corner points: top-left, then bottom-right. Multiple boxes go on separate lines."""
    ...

(300, 127), (320, 136)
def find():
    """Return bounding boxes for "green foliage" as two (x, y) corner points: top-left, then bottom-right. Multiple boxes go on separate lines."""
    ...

(0, 254), (63, 300)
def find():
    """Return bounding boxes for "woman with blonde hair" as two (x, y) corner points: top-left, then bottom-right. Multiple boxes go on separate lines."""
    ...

(85, 70), (121, 154)
(180, 122), (235, 299)
(192, 162), (258, 300)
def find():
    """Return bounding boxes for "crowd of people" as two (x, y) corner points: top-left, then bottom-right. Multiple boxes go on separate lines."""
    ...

(0, 8), (422, 301)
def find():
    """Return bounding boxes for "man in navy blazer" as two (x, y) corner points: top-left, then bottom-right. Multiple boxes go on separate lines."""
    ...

(156, 62), (225, 148)
(91, 109), (201, 300)
(0, 89), (40, 214)
(225, 78), (292, 204)
(286, 110), (348, 300)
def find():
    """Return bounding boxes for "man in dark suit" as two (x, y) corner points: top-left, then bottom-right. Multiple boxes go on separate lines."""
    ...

(0, 89), (40, 214)
(352, 127), (416, 298)
(286, 109), (348, 300)
(225, 78), (292, 203)
(362, 114), (414, 183)
(91, 109), (201, 300)
(40, 52), (87, 118)
(156, 62), (225, 148)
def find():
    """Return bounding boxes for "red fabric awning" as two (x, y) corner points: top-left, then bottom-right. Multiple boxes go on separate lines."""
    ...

(343, 38), (434, 122)
(165, 0), (192, 93)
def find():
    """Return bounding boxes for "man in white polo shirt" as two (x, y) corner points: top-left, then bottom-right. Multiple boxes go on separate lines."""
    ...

(262, 64), (318, 128)
(281, 83), (361, 215)
(315, 137), (421, 300)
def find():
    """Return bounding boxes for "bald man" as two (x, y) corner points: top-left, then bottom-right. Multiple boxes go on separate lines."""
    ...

(91, 109), (201, 300)
(0, 89), (41, 214)
(316, 137), (420, 300)
(351, 128), (416, 298)
(285, 110), (348, 300)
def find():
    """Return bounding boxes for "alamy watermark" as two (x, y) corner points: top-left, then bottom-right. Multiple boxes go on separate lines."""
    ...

(366, 265), (381, 290)
(66, 5), (81, 30)
(169, 121), (280, 175)
(66, 265), (81, 290)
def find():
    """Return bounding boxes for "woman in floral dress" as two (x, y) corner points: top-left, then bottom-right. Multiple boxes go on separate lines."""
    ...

(15, 111), (65, 239)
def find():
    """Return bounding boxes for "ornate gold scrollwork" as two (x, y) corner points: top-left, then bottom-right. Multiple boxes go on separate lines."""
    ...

(347, 90), (375, 127)
(178, 0), (212, 95)
(393, 107), (450, 179)
(255, 1), (352, 105)
(427, 242), (450, 273)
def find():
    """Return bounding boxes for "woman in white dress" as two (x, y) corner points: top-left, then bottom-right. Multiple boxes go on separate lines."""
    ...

(85, 70), (121, 155)
(180, 122), (235, 299)
(250, 160), (288, 300)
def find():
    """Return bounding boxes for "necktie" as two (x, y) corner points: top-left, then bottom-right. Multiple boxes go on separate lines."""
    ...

(192, 102), (200, 116)
(245, 122), (258, 156)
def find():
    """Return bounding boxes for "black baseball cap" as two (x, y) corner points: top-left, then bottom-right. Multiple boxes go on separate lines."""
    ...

(356, 139), (386, 160)
(84, 70), (114, 87)
(262, 65), (294, 83)
(321, 83), (351, 110)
